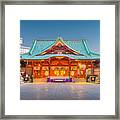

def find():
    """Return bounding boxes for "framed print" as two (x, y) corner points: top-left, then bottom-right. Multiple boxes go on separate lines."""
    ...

(0, 0), (119, 119)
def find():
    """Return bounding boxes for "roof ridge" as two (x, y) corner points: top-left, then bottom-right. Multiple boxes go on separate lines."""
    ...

(90, 51), (100, 56)
(82, 40), (91, 55)
(29, 40), (37, 55)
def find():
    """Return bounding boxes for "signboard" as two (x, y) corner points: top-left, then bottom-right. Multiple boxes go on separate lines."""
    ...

(34, 66), (40, 70)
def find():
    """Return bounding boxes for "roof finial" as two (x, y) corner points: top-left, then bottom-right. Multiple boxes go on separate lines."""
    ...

(58, 33), (61, 39)
(56, 34), (63, 41)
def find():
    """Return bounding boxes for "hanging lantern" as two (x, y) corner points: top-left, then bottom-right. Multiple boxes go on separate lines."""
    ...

(54, 70), (59, 76)
(82, 64), (86, 70)
(60, 70), (65, 76)
(45, 71), (49, 76)
(71, 71), (74, 76)
(78, 63), (82, 69)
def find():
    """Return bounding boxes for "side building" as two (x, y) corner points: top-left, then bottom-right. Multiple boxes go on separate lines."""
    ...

(20, 37), (100, 83)
(20, 37), (30, 54)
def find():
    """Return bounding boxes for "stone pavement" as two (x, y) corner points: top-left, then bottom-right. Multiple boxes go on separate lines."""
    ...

(20, 83), (100, 100)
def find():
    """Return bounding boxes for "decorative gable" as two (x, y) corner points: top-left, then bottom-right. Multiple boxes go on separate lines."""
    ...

(36, 37), (83, 56)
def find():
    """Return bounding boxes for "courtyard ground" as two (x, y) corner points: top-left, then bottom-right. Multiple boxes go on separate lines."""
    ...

(20, 83), (100, 100)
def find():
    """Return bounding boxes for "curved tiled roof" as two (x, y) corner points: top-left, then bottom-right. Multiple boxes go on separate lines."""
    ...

(21, 37), (100, 60)
(21, 53), (99, 60)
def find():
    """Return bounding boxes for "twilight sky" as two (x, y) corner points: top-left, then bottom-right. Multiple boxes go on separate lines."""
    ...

(20, 20), (100, 53)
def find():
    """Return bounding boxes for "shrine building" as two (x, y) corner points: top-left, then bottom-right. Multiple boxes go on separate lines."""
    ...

(20, 37), (100, 82)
